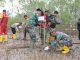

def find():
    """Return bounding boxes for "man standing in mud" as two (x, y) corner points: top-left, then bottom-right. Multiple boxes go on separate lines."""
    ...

(0, 13), (3, 43)
(48, 11), (61, 44)
(1, 10), (8, 43)
(23, 15), (28, 40)
(26, 8), (41, 49)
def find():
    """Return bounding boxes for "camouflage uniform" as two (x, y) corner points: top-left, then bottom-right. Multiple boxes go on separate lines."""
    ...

(50, 32), (73, 49)
(26, 12), (38, 49)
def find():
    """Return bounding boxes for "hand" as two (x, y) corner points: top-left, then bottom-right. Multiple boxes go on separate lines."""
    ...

(48, 22), (51, 26)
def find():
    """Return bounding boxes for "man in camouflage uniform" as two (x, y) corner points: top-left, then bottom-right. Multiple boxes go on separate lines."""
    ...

(44, 31), (73, 54)
(26, 9), (41, 49)
(47, 11), (61, 44)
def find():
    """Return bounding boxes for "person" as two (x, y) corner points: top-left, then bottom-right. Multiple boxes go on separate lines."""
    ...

(44, 31), (73, 54)
(48, 11), (60, 30)
(38, 10), (47, 45)
(44, 10), (51, 43)
(11, 22), (22, 40)
(0, 13), (3, 43)
(26, 8), (40, 49)
(44, 10), (51, 23)
(48, 11), (61, 44)
(22, 15), (28, 40)
(1, 10), (8, 43)
(77, 18), (80, 40)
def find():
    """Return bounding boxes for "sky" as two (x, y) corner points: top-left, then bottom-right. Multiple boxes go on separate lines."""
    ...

(0, 0), (19, 16)
(0, 0), (51, 16)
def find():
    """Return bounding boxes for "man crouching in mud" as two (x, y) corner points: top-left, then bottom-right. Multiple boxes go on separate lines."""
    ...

(44, 31), (73, 54)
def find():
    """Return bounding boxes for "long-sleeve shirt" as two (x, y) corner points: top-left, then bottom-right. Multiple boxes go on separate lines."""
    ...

(11, 23), (22, 31)
(27, 12), (38, 27)
(38, 15), (48, 28)
(0, 12), (8, 34)
(50, 32), (72, 48)
(1, 12), (8, 26)
(47, 15), (61, 28)
(22, 19), (28, 28)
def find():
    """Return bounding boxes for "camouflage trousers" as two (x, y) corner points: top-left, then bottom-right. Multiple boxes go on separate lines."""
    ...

(27, 26), (36, 49)
(39, 28), (47, 45)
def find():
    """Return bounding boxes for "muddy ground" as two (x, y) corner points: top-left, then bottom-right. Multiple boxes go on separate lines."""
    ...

(0, 31), (80, 60)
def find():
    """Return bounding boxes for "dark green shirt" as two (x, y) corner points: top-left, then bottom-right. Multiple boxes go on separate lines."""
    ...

(27, 13), (38, 27)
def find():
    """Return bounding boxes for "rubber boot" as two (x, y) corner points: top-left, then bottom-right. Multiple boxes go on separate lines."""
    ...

(12, 34), (17, 40)
(41, 37), (44, 45)
(30, 41), (35, 49)
(62, 45), (70, 54)
(4, 35), (8, 43)
(0, 35), (3, 43)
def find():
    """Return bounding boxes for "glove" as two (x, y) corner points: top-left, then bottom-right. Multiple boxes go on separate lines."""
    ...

(44, 46), (50, 51)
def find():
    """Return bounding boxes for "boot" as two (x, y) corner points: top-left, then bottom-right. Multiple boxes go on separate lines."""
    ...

(12, 34), (17, 40)
(41, 38), (44, 46)
(4, 35), (8, 43)
(0, 35), (3, 43)
(62, 45), (70, 54)
(30, 41), (35, 49)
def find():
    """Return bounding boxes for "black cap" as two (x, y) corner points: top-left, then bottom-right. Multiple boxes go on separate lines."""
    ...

(54, 11), (59, 14)
(24, 15), (27, 17)
(36, 8), (41, 11)
(45, 10), (49, 12)
(3, 10), (6, 12)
